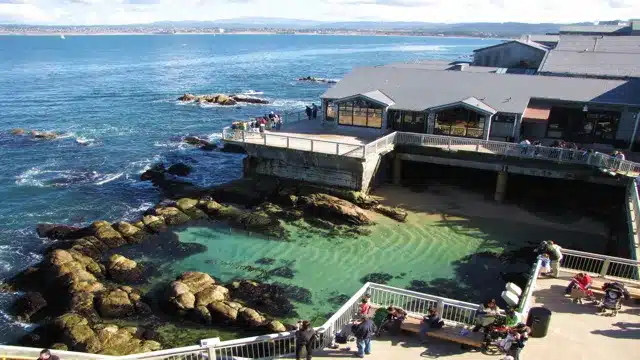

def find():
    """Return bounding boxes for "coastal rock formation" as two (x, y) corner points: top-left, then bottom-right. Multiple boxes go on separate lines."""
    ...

(178, 93), (269, 105)
(107, 255), (144, 283)
(113, 221), (146, 244)
(10, 128), (25, 135)
(167, 163), (192, 177)
(297, 76), (339, 84)
(220, 143), (247, 154)
(36, 224), (88, 240)
(54, 313), (161, 355)
(91, 221), (127, 248)
(139, 163), (200, 198)
(45, 249), (105, 295)
(298, 193), (373, 226)
(153, 207), (191, 226)
(373, 204), (408, 222)
(96, 286), (150, 318)
(31, 131), (59, 140)
(183, 136), (217, 151)
(164, 272), (286, 332)
(11, 292), (48, 322)
(228, 280), (297, 317)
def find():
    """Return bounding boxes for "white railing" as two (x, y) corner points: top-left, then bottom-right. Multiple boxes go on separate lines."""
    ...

(223, 128), (640, 177)
(628, 181), (640, 261)
(222, 127), (365, 158)
(560, 248), (640, 283)
(281, 109), (324, 126)
(517, 257), (543, 319)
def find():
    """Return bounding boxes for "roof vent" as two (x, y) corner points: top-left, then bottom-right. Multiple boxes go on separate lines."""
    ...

(450, 63), (469, 71)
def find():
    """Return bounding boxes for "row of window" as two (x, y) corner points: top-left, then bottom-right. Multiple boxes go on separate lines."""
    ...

(335, 100), (384, 129)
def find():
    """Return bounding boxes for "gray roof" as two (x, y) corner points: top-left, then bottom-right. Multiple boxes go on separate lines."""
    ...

(556, 35), (640, 53)
(321, 66), (640, 114)
(360, 90), (395, 106)
(473, 40), (549, 53)
(539, 50), (640, 78)
(559, 25), (628, 34)
(382, 61), (499, 73)
(520, 34), (560, 44)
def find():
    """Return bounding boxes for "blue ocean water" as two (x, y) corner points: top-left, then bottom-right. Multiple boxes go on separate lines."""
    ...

(0, 34), (496, 341)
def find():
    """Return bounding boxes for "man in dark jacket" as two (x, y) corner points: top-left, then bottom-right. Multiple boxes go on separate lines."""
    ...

(295, 320), (317, 360)
(37, 349), (60, 360)
(351, 316), (377, 358)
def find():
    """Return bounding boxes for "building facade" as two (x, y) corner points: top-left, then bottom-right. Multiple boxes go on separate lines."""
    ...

(472, 40), (548, 69)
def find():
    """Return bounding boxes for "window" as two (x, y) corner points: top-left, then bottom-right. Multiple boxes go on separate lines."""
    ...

(546, 107), (620, 144)
(325, 101), (337, 122)
(336, 98), (383, 129)
(434, 107), (485, 138)
(494, 114), (516, 123)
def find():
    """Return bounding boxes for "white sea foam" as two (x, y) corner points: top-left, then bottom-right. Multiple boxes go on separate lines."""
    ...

(0, 307), (36, 331)
(242, 90), (264, 95)
(270, 99), (310, 110)
(121, 201), (155, 221)
(16, 167), (123, 188)
(75, 136), (96, 146)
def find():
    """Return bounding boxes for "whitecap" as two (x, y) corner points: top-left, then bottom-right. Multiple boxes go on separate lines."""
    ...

(75, 136), (96, 146)
(242, 90), (264, 95)
(121, 201), (155, 221)
(270, 99), (311, 110)
(0, 307), (36, 331)
(94, 172), (123, 185)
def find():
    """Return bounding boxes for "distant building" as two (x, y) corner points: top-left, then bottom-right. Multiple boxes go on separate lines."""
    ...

(538, 35), (640, 80)
(559, 19), (640, 36)
(472, 40), (549, 69)
(519, 34), (560, 49)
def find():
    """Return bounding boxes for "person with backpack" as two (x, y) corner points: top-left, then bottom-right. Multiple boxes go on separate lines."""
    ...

(295, 320), (317, 360)
(352, 315), (377, 358)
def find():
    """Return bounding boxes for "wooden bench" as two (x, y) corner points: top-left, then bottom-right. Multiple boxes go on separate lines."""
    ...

(399, 315), (485, 348)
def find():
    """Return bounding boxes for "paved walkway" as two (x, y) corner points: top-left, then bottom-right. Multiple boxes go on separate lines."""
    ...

(298, 273), (639, 360)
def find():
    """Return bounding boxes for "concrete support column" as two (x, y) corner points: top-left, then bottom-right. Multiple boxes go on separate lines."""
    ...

(393, 155), (402, 185)
(495, 171), (508, 202)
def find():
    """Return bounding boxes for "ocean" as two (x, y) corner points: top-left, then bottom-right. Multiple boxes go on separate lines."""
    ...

(0, 34), (508, 344)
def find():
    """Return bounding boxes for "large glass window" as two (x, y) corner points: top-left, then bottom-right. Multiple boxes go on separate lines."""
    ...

(325, 101), (337, 122)
(547, 107), (619, 144)
(337, 98), (383, 129)
(434, 107), (486, 138)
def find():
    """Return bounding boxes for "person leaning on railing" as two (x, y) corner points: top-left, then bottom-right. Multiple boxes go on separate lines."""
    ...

(295, 320), (318, 360)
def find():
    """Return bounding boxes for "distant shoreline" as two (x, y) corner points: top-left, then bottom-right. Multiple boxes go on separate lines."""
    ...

(0, 31), (507, 40)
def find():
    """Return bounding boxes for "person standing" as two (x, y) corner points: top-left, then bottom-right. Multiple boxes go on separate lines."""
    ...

(305, 106), (312, 120)
(352, 315), (377, 358)
(311, 103), (318, 120)
(547, 241), (563, 278)
(295, 320), (317, 360)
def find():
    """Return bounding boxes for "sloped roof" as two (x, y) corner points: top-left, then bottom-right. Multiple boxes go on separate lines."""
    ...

(556, 35), (640, 53)
(559, 25), (628, 34)
(539, 50), (640, 78)
(360, 90), (395, 106)
(321, 66), (640, 114)
(520, 35), (560, 44)
(473, 40), (549, 53)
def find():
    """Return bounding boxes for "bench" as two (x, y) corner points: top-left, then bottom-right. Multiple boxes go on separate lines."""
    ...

(368, 305), (484, 348)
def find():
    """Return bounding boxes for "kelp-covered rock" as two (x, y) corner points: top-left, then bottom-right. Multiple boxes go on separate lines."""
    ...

(167, 163), (192, 177)
(113, 222), (146, 244)
(360, 272), (393, 285)
(91, 221), (127, 248)
(176, 198), (208, 219)
(298, 193), (373, 226)
(266, 320), (287, 333)
(373, 205), (408, 222)
(96, 286), (150, 318)
(167, 272), (219, 312)
(179, 272), (216, 294)
(54, 313), (162, 355)
(142, 215), (167, 233)
(36, 224), (88, 240)
(154, 207), (191, 226)
(70, 291), (99, 323)
(45, 249), (105, 295)
(237, 307), (265, 327)
(107, 254), (144, 283)
(207, 301), (239, 323)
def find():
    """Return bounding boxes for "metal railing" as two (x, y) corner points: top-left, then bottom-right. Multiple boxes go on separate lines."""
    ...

(517, 257), (543, 318)
(281, 109), (324, 125)
(222, 127), (365, 158)
(223, 128), (640, 177)
(628, 181), (640, 261)
(560, 248), (640, 284)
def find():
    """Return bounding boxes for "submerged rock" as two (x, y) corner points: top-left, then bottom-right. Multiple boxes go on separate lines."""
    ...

(228, 280), (298, 317)
(10, 128), (25, 135)
(31, 130), (59, 140)
(167, 163), (192, 177)
(36, 224), (89, 240)
(373, 204), (408, 222)
(178, 93), (269, 105)
(11, 292), (48, 322)
(360, 272), (393, 285)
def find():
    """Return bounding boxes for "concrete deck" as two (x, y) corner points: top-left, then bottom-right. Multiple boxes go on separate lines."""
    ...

(299, 273), (639, 360)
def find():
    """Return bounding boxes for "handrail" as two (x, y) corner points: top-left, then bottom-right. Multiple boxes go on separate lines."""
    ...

(627, 180), (640, 262)
(562, 248), (640, 265)
(223, 128), (640, 177)
(560, 247), (640, 283)
(517, 257), (543, 318)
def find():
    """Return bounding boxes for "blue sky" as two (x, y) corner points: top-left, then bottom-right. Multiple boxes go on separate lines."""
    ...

(0, 0), (638, 25)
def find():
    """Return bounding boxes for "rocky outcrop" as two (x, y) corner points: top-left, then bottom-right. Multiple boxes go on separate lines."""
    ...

(91, 221), (127, 248)
(11, 292), (48, 322)
(31, 131), (59, 140)
(45, 249), (105, 295)
(373, 204), (408, 222)
(298, 193), (373, 226)
(54, 313), (161, 355)
(10, 128), (25, 135)
(178, 93), (269, 105)
(96, 286), (150, 318)
(139, 163), (200, 198)
(153, 207), (191, 226)
(182, 136), (217, 151)
(107, 255), (144, 284)
(36, 224), (87, 240)
(297, 76), (338, 84)
(164, 272), (285, 332)
(220, 143), (247, 154)
(112, 222), (146, 244)
(228, 280), (297, 317)
(167, 163), (192, 177)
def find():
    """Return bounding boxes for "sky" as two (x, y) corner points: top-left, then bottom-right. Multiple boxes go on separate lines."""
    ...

(0, 0), (638, 26)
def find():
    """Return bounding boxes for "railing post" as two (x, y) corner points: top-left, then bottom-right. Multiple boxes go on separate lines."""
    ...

(436, 299), (444, 318)
(447, 139), (452, 151)
(336, 143), (340, 155)
(475, 143), (480, 152)
(311, 140), (314, 152)
(600, 259), (611, 277)
(286, 136), (290, 148)
(263, 133), (267, 145)
(207, 346), (217, 360)
(559, 148), (565, 162)
(241, 130), (245, 142)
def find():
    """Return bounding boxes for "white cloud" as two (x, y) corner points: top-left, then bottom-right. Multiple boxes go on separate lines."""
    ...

(1, 0), (639, 25)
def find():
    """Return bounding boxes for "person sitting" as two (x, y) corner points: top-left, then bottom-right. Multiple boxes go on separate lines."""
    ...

(473, 299), (502, 333)
(539, 253), (551, 277)
(419, 308), (444, 342)
(376, 306), (406, 336)
(565, 272), (592, 295)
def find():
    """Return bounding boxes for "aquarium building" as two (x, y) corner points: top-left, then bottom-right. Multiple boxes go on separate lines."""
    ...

(321, 65), (640, 150)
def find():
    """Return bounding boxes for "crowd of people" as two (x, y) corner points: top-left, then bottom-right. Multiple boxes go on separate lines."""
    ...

(230, 111), (283, 133)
